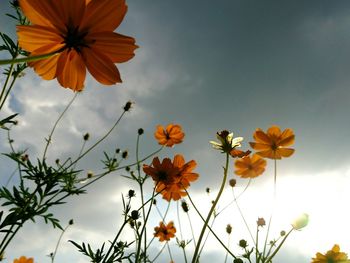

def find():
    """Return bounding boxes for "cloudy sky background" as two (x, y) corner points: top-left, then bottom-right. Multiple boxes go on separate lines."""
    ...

(1, 0), (350, 262)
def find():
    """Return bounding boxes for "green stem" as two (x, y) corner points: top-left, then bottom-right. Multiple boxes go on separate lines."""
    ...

(51, 223), (71, 263)
(191, 153), (230, 263)
(0, 52), (58, 65)
(135, 187), (157, 262)
(42, 93), (78, 161)
(262, 159), (277, 258)
(265, 228), (293, 262)
(185, 189), (236, 260)
(103, 221), (129, 262)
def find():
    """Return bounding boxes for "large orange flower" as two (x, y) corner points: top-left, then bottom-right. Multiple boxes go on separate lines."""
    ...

(249, 125), (295, 159)
(154, 221), (176, 242)
(13, 256), (34, 263)
(143, 154), (198, 201)
(160, 154), (199, 201)
(17, 0), (138, 91)
(142, 157), (180, 187)
(234, 154), (266, 178)
(154, 124), (185, 147)
(311, 244), (350, 263)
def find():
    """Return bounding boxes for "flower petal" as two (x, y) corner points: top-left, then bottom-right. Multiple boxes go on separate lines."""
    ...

(277, 148), (295, 158)
(29, 54), (59, 80)
(17, 25), (64, 53)
(249, 142), (271, 151)
(20, 0), (68, 33)
(253, 130), (272, 144)
(173, 154), (185, 168)
(267, 125), (281, 137)
(88, 32), (138, 63)
(54, 0), (86, 29)
(56, 49), (86, 91)
(80, 0), (127, 33)
(82, 47), (122, 85)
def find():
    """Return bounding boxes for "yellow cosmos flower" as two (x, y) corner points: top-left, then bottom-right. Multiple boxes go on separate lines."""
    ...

(17, 0), (138, 91)
(13, 256), (34, 263)
(234, 154), (266, 178)
(249, 125), (295, 159)
(311, 244), (350, 263)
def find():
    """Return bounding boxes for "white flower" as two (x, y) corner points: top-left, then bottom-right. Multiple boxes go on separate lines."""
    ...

(291, 213), (309, 230)
(209, 130), (243, 153)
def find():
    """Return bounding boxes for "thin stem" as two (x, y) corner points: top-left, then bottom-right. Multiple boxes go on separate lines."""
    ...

(135, 187), (157, 262)
(191, 153), (230, 263)
(42, 93), (78, 161)
(51, 223), (71, 263)
(185, 189), (236, 260)
(186, 212), (197, 249)
(265, 228), (293, 262)
(232, 188), (255, 244)
(177, 202), (183, 240)
(0, 67), (16, 111)
(216, 179), (251, 215)
(166, 242), (174, 262)
(0, 52), (58, 65)
(0, 224), (21, 255)
(262, 159), (278, 259)
(103, 221), (129, 262)
(135, 133), (148, 263)
(65, 109), (127, 170)
(151, 243), (167, 262)
(224, 234), (230, 263)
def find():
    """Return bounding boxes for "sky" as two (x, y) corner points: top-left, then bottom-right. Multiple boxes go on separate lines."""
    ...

(1, 0), (350, 262)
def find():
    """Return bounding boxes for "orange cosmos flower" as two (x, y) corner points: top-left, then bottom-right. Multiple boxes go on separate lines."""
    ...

(154, 221), (176, 242)
(17, 0), (138, 91)
(160, 154), (199, 201)
(234, 154), (267, 178)
(13, 256), (34, 263)
(249, 125), (295, 159)
(142, 157), (180, 186)
(311, 244), (350, 263)
(154, 124), (185, 147)
(143, 154), (198, 201)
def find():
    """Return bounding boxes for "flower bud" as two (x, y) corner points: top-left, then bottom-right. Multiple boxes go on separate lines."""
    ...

(181, 200), (189, 213)
(229, 178), (237, 187)
(291, 213), (309, 230)
(226, 224), (232, 234)
(138, 128), (144, 135)
(239, 239), (248, 248)
(83, 133), (90, 141)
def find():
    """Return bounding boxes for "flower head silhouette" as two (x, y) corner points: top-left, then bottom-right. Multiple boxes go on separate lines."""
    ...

(249, 125), (295, 159)
(17, 0), (138, 91)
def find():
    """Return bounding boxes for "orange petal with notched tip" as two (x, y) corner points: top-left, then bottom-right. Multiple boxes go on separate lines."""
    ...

(29, 54), (59, 80)
(249, 142), (271, 151)
(267, 125), (281, 137)
(80, 0), (127, 33)
(82, 47), (121, 85)
(56, 50), (86, 91)
(277, 148), (295, 157)
(20, 0), (68, 33)
(253, 130), (272, 144)
(88, 32), (138, 63)
(173, 154), (185, 168)
(55, 0), (86, 29)
(17, 25), (64, 53)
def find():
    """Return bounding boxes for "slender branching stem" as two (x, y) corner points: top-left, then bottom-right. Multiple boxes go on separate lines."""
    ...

(42, 93), (78, 161)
